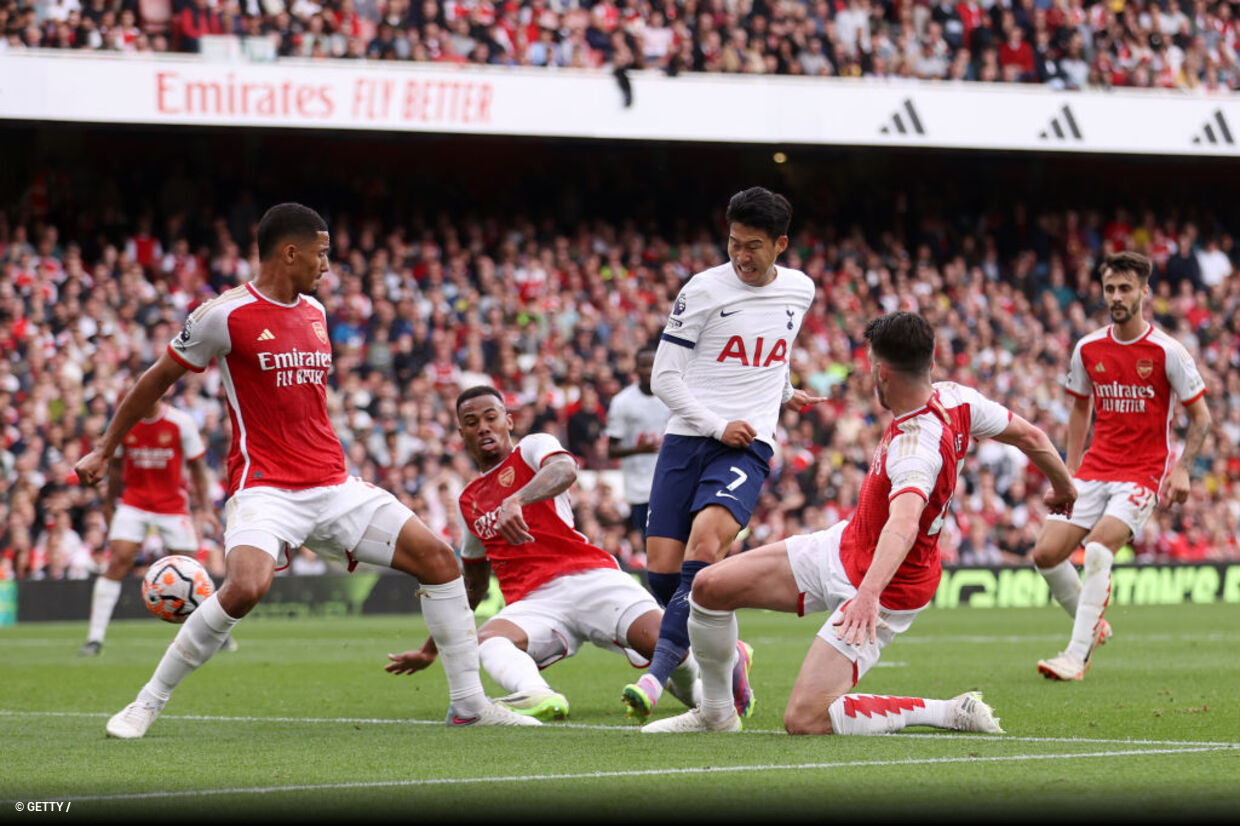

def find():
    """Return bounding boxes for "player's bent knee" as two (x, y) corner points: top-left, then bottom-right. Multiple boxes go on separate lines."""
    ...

(689, 567), (738, 611)
(783, 702), (833, 736)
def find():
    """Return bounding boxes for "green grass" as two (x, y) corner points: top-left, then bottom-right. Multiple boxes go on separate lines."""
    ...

(2, 603), (1237, 823)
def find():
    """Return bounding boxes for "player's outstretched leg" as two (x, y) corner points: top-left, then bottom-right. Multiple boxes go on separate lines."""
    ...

(1039, 542), (1114, 682)
(622, 560), (707, 721)
(479, 636), (568, 721)
(81, 576), (123, 656)
(821, 692), (1003, 735)
(106, 592), (240, 739)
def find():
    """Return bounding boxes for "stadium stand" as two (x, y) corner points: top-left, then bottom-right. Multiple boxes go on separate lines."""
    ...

(1, 128), (1237, 581)
(2, 0), (1238, 91)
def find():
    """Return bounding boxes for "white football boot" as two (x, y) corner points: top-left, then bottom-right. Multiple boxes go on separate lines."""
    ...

(106, 696), (167, 739)
(445, 701), (543, 727)
(948, 692), (1004, 733)
(641, 708), (741, 733)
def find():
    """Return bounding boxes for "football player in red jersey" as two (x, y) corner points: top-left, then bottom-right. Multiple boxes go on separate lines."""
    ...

(76, 204), (535, 738)
(1032, 251), (1211, 681)
(643, 312), (1075, 735)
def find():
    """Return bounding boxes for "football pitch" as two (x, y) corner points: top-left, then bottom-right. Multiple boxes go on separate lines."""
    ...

(2, 602), (1236, 822)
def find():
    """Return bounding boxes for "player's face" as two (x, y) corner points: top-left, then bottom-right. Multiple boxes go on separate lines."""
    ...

(727, 223), (788, 287)
(292, 231), (331, 295)
(457, 395), (514, 467)
(868, 346), (891, 411)
(636, 352), (655, 391)
(1102, 270), (1146, 325)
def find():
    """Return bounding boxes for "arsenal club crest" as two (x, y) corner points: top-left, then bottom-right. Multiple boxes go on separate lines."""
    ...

(158, 431), (173, 444)
(312, 321), (328, 345)
(498, 467), (515, 487)
(1136, 359), (1154, 380)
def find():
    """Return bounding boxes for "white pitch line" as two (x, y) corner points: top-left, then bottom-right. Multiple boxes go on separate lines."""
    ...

(3, 710), (1238, 749)
(3, 745), (1235, 805)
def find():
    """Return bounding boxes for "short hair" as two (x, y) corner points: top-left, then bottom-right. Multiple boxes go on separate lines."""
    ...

(456, 385), (504, 416)
(1100, 251), (1153, 284)
(725, 187), (793, 241)
(256, 203), (328, 261)
(864, 312), (935, 376)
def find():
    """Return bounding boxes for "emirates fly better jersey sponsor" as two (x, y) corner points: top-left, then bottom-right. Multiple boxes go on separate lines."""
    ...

(167, 283), (347, 496)
(458, 434), (620, 604)
(1065, 324), (1206, 492)
(841, 382), (1013, 611)
(115, 405), (205, 515)
(660, 263), (815, 448)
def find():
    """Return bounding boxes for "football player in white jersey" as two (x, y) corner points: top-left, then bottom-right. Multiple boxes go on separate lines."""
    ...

(621, 187), (828, 722)
(605, 348), (669, 550)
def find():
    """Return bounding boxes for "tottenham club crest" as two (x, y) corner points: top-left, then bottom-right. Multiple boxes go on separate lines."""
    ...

(312, 321), (328, 345)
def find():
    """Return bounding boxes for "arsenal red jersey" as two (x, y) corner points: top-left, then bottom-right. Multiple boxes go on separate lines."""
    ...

(841, 383), (1012, 610)
(458, 433), (619, 604)
(115, 404), (205, 515)
(1065, 324), (1207, 493)
(167, 283), (347, 496)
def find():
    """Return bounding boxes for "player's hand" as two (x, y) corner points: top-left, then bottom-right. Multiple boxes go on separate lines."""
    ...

(720, 420), (757, 448)
(1043, 484), (1076, 517)
(1159, 467), (1191, 507)
(384, 647), (437, 675)
(784, 389), (829, 412)
(73, 450), (108, 486)
(832, 591), (881, 647)
(496, 496), (535, 545)
(195, 508), (223, 537)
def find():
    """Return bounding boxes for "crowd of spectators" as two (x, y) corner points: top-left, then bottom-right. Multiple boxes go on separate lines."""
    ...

(4, 0), (1240, 91)
(1, 162), (1238, 583)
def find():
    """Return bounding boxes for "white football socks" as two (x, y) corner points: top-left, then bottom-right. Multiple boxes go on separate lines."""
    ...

(143, 592), (238, 703)
(827, 694), (950, 735)
(418, 578), (488, 716)
(1036, 557), (1082, 618)
(87, 576), (122, 644)
(1066, 542), (1113, 662)
(478, 636), (552, 695)
(687, 598), (737, 723)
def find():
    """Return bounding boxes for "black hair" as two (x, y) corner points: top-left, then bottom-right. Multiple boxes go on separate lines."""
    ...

(864, 312), (936, 376)
(725, 187), (793, 241)
(256, 203), (328, 261)
(455, 385), (504, 415)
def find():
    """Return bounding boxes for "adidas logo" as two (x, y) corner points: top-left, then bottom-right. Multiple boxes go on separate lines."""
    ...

(1094, 362), (1105, 373)
(878, 99), (926, 136)
(257, 329), (275, 341)
(1191, 109), (1234, 146)
(1038, 104), (1083, 141)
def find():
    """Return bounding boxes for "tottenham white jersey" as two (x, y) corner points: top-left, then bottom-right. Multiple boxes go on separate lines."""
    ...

(605, 383), (670, 504)
(658, 263), (815, 448)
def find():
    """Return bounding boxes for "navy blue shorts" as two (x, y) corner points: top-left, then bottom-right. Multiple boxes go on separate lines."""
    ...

(645, 434), (773, 543)
(629, 502), (650, 538)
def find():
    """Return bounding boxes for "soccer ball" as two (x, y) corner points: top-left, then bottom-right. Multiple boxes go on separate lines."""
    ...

(142, 555), (215, 623)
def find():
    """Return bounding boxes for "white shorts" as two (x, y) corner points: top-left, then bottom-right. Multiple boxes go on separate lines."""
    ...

(223, 477), (413, 569)
(1046, 478), (1157, 538)
(491, 568), (659, 670)
(108, 503), (198, 551)
(785, 521), (923, 685)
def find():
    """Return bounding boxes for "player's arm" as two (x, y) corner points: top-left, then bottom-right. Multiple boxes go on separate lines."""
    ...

(1064, 393), (1093, 475)
(650, 340), (753, 446)
(782, 369), (830, 412)
(75, 352), (188, 485)
(990, 413), (1076, 516)
(833, 492), (926, 646)
(387, 535), (487, 675)
(104, 456), (124, 526)
(494, 452), (578, 545)
(1161, 396), (1212, 507)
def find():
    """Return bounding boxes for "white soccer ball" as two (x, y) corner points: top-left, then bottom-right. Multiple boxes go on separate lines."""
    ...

(141, 555), (215, 624)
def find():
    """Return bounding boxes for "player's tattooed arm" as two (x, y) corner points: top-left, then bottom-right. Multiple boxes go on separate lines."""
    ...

(1162, 397), (1213, 506)
(511, 454), (579, 507)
